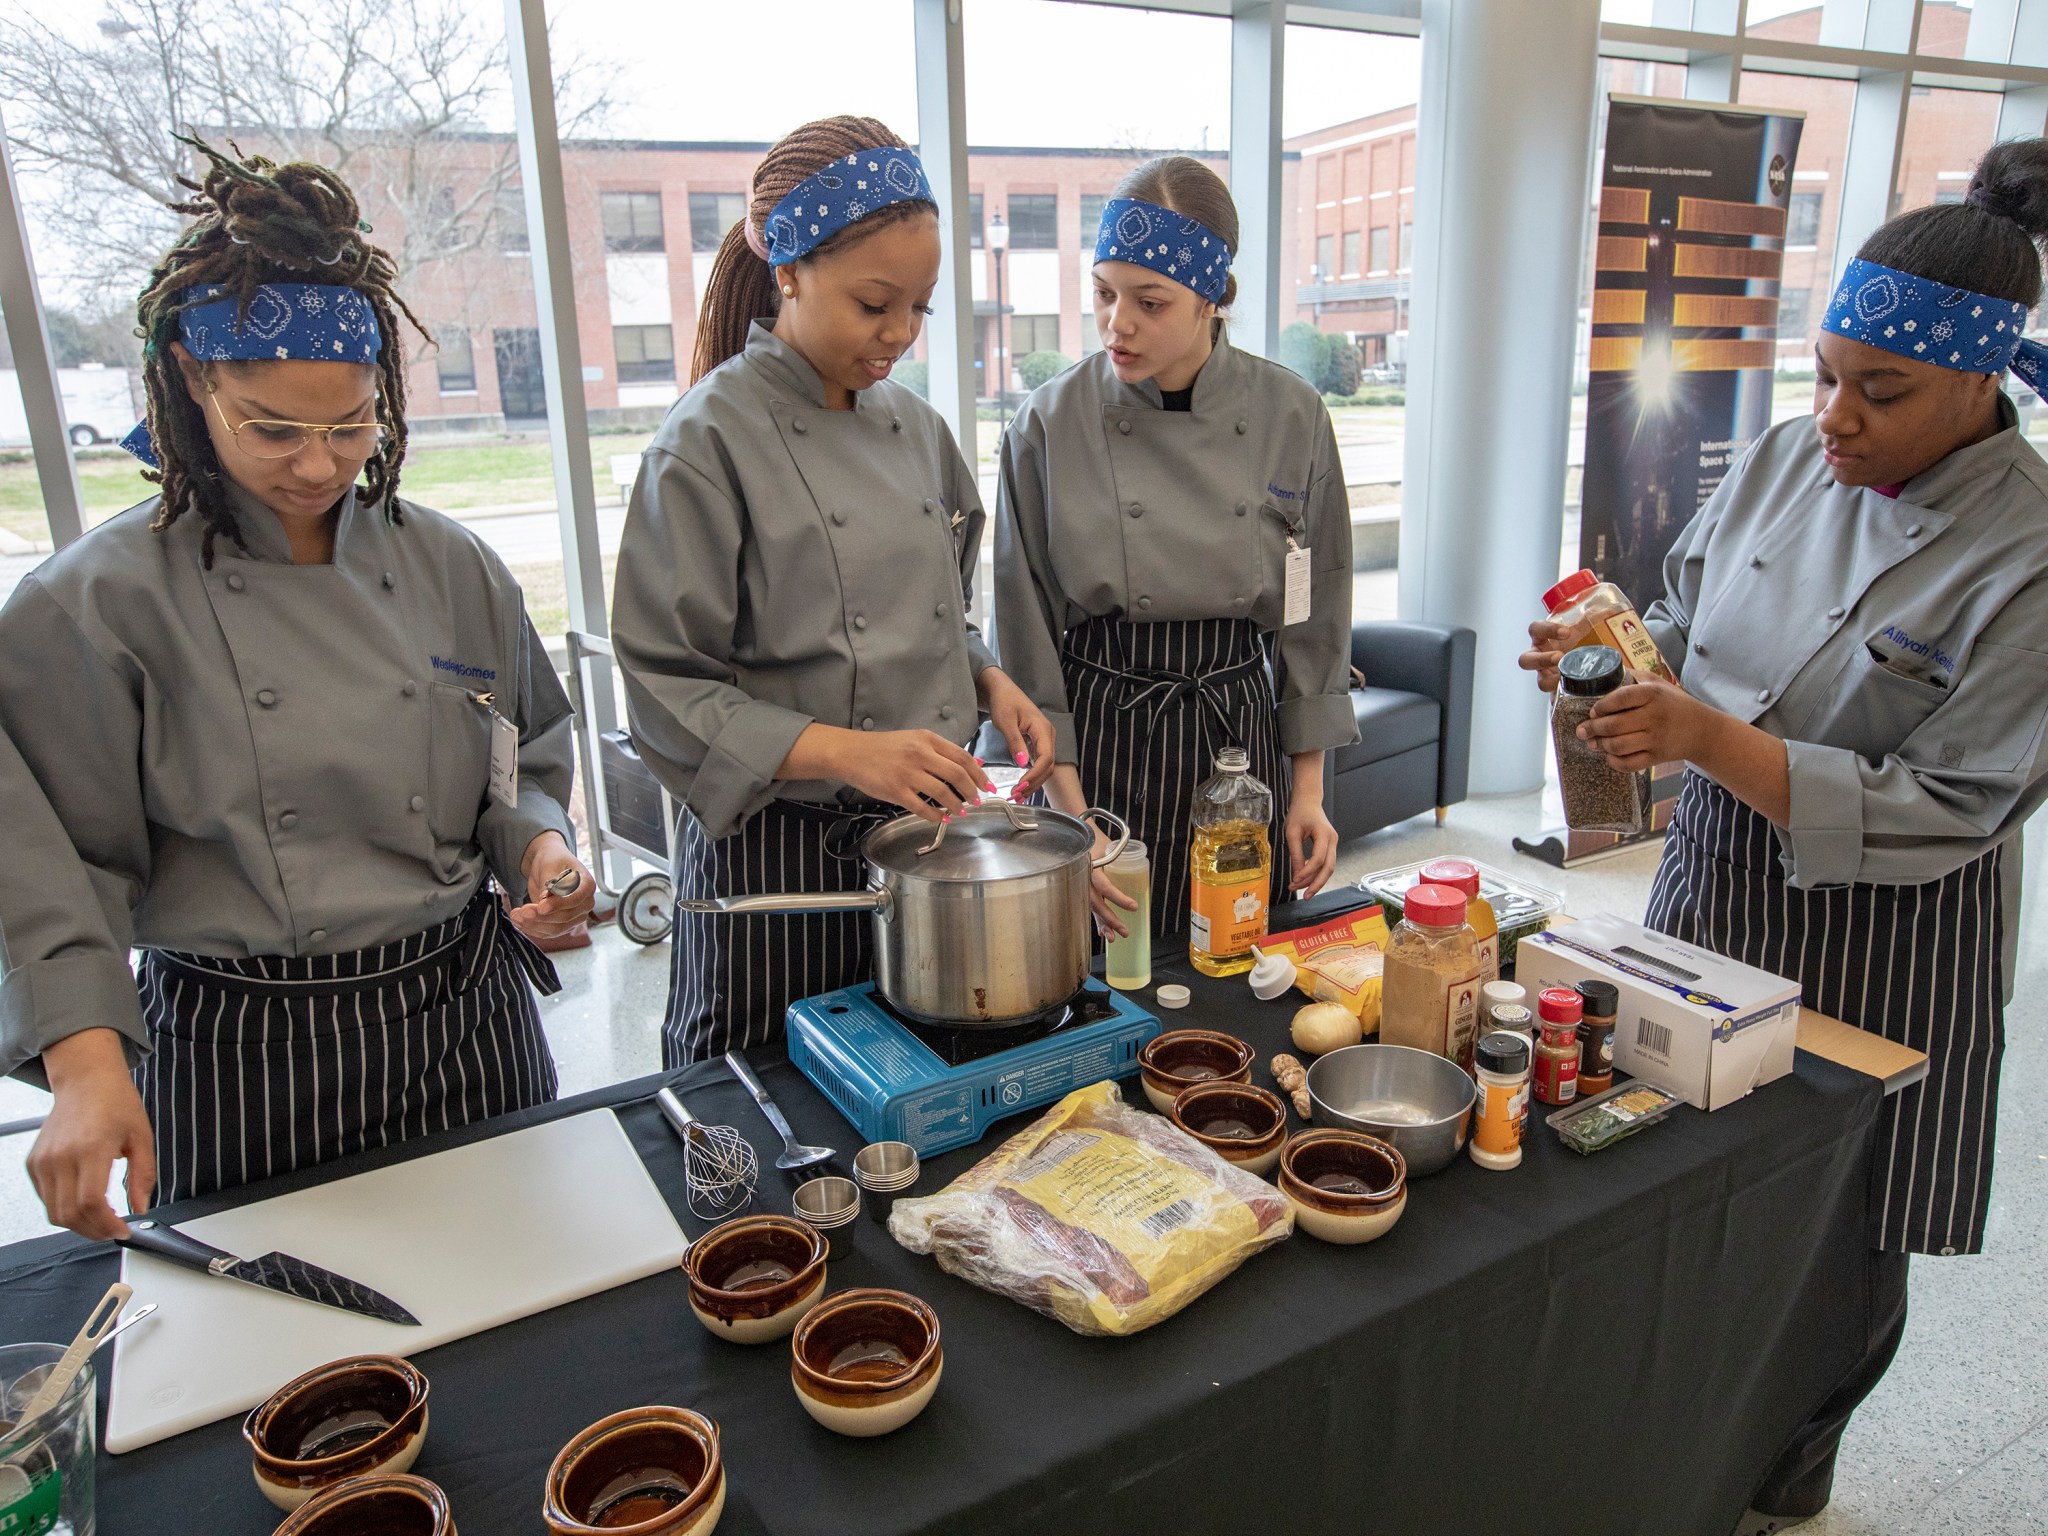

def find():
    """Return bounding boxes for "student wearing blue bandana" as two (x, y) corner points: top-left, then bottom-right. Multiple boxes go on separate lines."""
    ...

(992, 157), (1358, 949)
(0, 142), (591, 1238)
(1523, 139), (2048, 1533)
(612, 116), (1055, 1063)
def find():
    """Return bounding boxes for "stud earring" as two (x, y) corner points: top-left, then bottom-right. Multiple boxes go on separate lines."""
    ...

(782, 286), (794, 297)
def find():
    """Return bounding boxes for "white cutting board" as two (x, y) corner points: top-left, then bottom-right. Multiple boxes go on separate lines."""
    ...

(107, 1109), (686, 1453)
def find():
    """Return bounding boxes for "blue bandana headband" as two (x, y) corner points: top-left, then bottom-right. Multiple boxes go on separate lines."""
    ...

(121, 282), (385, 466)
(1825, 257), (2048, 400)
(764, 146), (935, 268)
(1093, 196), (1232, 304)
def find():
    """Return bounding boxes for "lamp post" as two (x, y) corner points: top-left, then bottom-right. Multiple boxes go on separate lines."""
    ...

(987, 211), (1010, 432)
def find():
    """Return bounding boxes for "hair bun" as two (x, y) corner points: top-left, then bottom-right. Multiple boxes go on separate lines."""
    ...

(1966, 138), (2048, 241)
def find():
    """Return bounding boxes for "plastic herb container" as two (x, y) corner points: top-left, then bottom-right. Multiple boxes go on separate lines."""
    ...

(1358, 859), (1564, 971)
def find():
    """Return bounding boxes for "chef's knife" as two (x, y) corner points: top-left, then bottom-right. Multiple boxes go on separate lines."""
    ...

(116, 1217), (421, 1326)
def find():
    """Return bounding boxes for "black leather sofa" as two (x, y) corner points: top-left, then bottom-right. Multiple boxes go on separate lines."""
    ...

(1323, 620), (1476, 843)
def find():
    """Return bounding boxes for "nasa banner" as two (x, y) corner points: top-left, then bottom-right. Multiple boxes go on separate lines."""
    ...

(1563, 93), (1803, 865)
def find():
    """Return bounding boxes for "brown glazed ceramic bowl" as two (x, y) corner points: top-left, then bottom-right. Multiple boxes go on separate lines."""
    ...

(270, 1472), (455, 1535)
(1276, 1129), (1409, 1245)
(542, 1407), (725, 1536)
(1170, 1081), (1289, 1176)
(1137, 1029), (1256, 1114)
(683, 1214), (829, 1345)
(243, 1354), (430, 1512)
(789, 1288), (943, 1439)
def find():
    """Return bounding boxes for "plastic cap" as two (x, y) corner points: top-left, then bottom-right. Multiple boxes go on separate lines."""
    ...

(1477, 1030), (1531, 1075)
(1542, 568), (1598, 613)
(1482, 981), (1527, 1010)
(1110, 839), (1149, 867)
(1403, 882), (1468, 927)
(1156, 983), (1191, 1009)
(1575, 979), (1620, 1017)
(1538, 986), (1585, 1024)
(1417, 859), (1481, 899)
(1248, 950), (1298, 1001)
(1558, 645), (1626, 697)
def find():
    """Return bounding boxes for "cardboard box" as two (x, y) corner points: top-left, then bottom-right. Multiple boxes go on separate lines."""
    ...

(1516, 914), (1801, 1111)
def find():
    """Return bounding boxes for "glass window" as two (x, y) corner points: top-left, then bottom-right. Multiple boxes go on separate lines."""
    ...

(1399, 219), (1413, 272)
(1007, 193), (1058, 249)
(687, 192), (745, 254)
(1777, 286), (1811, 340)
(1785, 190), (1822, 247)
(1894, 87), (2002, 219)
(1079, 193), (1106, 249)
(963, 0), (1230, 484)
(601, 191), (665, 252)
(1285, 22), (1423, 618)
(613, 324), (677, 383)
(493, 187), (529, 253)
(968, 192), (984, 249)
(436, 327), (478, 392)
(1011, 314), (1062, 357)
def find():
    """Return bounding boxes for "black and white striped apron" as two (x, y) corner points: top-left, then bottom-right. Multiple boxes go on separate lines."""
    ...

(135, 886), (561, 1205)
(664, 797), (894, 1066)
(1645, 772), (2005, 1256)
(1062, 615), (1289, 941)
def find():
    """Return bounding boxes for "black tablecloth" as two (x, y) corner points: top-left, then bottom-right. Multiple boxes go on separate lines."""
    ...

(0, 902), (1880, 1536)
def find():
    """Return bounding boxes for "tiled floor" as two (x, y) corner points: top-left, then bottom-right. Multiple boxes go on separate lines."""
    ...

(1, 793), (2041, 1532)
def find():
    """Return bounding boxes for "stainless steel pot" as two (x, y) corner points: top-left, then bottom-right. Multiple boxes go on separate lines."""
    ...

(680, 800), (1129, 1026)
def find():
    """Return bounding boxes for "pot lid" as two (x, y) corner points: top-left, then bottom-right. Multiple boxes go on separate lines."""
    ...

(864, 803), (1096, 881)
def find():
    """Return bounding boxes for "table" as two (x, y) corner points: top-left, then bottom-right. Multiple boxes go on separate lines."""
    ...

(0, 906), (1889, 1536)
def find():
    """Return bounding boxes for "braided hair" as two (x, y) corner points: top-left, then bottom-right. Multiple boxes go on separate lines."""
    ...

(136, 135), (429, 566)
(691, 116), (937, 383)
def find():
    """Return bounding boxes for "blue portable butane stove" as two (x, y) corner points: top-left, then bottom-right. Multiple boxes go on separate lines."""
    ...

(788, 978), (1162, 1157)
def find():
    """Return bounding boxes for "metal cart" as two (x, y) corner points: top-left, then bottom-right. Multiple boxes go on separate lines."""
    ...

(564, 629), (677, 945)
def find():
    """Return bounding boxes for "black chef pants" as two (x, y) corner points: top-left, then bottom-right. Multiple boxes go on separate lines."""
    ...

(1751, 1247), (1911, 1519)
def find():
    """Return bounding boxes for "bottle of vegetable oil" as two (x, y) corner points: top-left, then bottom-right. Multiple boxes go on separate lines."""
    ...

(1188, 748), (1272, 978)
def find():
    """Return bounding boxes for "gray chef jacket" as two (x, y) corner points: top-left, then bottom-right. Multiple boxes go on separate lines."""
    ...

(613, 322), (996, 840)
(1644, 399), (2048, 992)
(993, 329), (1358, 764)
(0, 480), (576, 1078)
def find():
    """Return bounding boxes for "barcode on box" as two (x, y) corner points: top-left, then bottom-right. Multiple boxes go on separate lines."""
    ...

(1636, 1016), (1674, 1058)
(1141, 1198), (1197, 1240)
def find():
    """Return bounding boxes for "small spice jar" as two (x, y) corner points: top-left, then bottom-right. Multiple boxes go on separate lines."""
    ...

(1379, 884), (1482, 1067)
(1488, 1002), (1533, 1046)
(1533, 987), (1583, 1106)
(1575, 979), (1620, 1096)
(1480, 980), (1526, 1030)
(1470, 1030), (1531, 1170)
(1552, 647), (1650, 833)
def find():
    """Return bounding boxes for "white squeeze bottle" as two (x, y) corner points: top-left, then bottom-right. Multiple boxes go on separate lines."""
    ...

(1104, 839), (1152, 991)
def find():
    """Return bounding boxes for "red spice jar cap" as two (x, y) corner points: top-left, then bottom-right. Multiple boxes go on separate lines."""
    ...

(1541, 568), (1598, 614)
(1538, 987), (1585, 1025)
(1403, 883), (1468, 927)
(1417, 859), (1480, 899)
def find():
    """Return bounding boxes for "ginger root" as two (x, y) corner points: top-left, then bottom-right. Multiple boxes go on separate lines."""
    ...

(1271, 1054), (1313, 1119)
(1290, 1086), (1313, 1119)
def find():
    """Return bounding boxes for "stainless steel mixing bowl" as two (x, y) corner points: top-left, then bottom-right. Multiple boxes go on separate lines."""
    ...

(1305, 1044), (1477, 1176)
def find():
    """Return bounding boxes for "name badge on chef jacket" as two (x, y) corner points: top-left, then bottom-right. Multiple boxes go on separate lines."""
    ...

(1284, 537), (1313, 627)
(475, 693), (521, 809)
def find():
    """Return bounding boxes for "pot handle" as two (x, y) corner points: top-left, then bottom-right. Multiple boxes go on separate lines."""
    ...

(1082, 808), (1132, 870)
(678, 889), (892, 918)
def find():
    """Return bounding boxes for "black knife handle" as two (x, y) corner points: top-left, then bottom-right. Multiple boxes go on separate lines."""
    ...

(117, 1217), (235, 1274)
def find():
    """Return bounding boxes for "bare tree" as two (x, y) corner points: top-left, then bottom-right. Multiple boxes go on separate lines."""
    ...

(0, 0), (611, 340)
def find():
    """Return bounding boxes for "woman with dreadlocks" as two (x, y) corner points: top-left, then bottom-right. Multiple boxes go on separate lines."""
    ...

(0, 140), (593, 1240)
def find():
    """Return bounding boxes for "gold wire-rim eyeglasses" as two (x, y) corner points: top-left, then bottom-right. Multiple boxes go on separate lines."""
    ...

(207, 388), (389, 462)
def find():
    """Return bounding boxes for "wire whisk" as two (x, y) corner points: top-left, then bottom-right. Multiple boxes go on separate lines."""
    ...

(655, 1088), (760, 1220)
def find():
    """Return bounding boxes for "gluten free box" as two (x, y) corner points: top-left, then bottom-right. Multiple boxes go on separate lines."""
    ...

(1516, 915), (1801, 1111)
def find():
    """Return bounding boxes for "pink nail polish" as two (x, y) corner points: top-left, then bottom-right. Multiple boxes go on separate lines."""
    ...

(1015, 751), (1029, 766)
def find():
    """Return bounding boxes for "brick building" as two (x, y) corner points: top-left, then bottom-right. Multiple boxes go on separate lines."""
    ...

(395, 1), (2001, 426)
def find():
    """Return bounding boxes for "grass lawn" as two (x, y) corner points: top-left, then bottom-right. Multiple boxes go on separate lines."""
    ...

(509, 555), (620, 642)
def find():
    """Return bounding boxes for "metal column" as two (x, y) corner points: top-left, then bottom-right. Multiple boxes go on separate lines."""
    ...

(915, 0), (978, 450)
(1228, 1), (1286, 361)
(0, 101), (85, 550)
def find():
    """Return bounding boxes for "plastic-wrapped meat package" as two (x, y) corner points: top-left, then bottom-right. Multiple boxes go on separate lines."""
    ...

(887, 1080), (1293, 1336)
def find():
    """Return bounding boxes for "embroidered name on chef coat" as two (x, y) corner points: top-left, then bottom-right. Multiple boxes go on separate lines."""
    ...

(431, 655), (499, 682)
(1870, 624), (1957, 683)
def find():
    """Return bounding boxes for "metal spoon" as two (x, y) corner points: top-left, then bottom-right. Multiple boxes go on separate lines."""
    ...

(13, 1282), (128, 1429)
(723, 1051), (835, 1172)
(95, 1302), (158, 1354)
